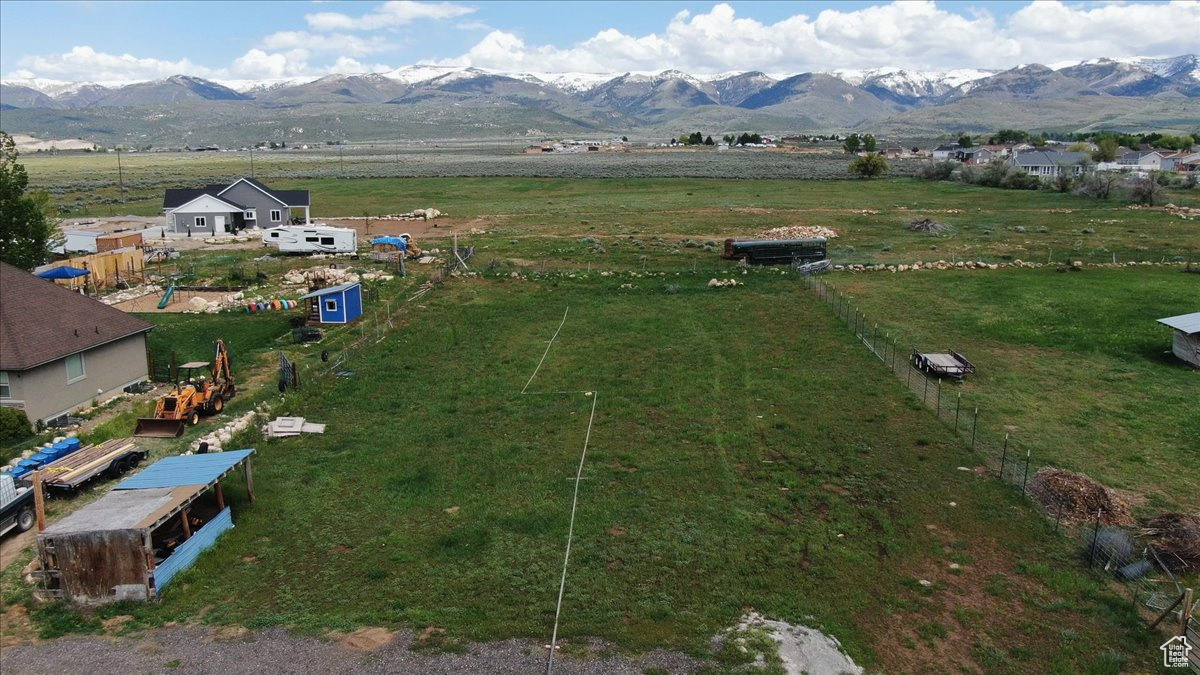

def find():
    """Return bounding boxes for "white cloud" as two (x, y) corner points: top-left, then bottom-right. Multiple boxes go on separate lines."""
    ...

(306, 0), (474, 31)
(262, 30), (392, 57)
(12, 45), (212, 83)
(446, 0), (1200, 74)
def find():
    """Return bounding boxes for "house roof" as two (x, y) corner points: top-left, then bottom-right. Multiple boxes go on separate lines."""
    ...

(298, 282), (361, 300)
(163, 177), (309, 210)
(1157, 312), (1200, 334)
(0, 262), (154, 371)
(1011, 151), (1089, 167)
(933, 145), (960, 152)
(171, 192), (248, 213)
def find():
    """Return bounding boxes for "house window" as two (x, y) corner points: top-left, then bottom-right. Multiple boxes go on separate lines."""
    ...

(305, 236), (319, 243)
(270, 231), (280, 238)
(244, 211), (255, 219)
(325, 299), (338, 312)
(0, 372), (9, 399)
(195, 216), (207, 228)
(271, 209), (282, 222)
(66, 353), (86, 383)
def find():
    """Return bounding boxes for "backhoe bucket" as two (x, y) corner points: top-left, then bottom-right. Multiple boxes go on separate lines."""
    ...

(134, 418), (186, 438)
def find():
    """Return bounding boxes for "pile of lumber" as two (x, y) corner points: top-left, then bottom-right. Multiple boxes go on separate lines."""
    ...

(262, 417), (326, 438)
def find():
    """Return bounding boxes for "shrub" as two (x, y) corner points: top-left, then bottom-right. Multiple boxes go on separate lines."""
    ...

(0, 406), (32, 442)
(918, 161), (958, 181)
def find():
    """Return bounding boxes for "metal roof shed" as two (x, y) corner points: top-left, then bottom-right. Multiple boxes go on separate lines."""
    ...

(36, 449), (256, 604)
(1157, 312), (1200, 368)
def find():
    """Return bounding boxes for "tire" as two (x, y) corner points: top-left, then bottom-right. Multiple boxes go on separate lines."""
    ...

(16, 507), (35, 532)
(212, 396), (224, 413)
(188, 411), (201, 426)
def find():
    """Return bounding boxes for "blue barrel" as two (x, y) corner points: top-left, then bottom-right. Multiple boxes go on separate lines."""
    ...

(30, 453), (51, 465)
(48, 441), (69, 459)
(63, 438), (81, 453)
(12, 466), (30, 479)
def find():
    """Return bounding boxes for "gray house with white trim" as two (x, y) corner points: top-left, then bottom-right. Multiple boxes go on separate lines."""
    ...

(1009, 151), (1090, 179)
(162, 177), (310, 235)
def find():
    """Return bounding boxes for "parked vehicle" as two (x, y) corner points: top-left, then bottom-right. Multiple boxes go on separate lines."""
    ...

(0, 473), (35, 537)
(40, 438), (147, 492)
(262, 224), (358, 254)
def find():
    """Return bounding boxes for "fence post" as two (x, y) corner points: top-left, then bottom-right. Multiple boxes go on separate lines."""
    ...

(954, 393), (961, 433)
(907, 363), (912, 387)
(1022, 449), (1031, 493)
(970, 408), (978, 450)
(937, 378), (942, 416)
(1000, 434), (1008, 476)
(1182, 587), (1194, 637)
(1089, 508), (1103, 565)
(923, 374), (929, 403)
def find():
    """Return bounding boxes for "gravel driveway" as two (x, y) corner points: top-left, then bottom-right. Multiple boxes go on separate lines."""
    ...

(1, 626), (702, 674)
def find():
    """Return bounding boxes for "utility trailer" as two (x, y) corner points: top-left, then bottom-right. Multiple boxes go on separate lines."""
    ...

(40, 439), (147, 493)
(911, 349), (977, 381)
(723, 237), (827, 266)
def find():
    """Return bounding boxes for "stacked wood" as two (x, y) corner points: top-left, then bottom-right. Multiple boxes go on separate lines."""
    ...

(1142, 512), (1200, 570)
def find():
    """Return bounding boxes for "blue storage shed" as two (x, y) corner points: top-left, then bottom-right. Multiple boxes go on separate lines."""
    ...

(36, 449), (256, 603)
(298, 282), (363, 324)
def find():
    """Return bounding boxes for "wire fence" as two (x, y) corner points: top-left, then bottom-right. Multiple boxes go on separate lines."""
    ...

(801, 273), (1196, 662)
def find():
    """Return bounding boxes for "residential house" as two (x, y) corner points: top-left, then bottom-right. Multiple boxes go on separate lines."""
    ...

(1009, 151), (1090, 178)
(931, 145), (960, 161)
(162, 177), (310, 236)
(1117, 150), (1168, 171)
(955, 147), (996, 164)
(1174, 152), (1200, 173)
(0, 262), (154, 425)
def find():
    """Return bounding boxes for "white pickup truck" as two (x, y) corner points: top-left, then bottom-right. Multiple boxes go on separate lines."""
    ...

(0, 472), (35, 537)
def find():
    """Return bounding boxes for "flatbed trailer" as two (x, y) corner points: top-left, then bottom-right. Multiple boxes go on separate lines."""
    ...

(911, 349), (977, 381)
(40, 439), (147, 492)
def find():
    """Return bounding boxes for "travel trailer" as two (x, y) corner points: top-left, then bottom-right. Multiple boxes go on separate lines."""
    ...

(261, 225), (358, 254)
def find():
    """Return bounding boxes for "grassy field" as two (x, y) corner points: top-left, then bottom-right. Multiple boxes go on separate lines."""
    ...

(20, 149), (1200, 267)
(834, 266), (1200, 513)
(11, 274), (1150, 672)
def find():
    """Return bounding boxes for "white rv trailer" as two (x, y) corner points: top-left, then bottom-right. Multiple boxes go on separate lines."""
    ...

(261, 224), (358, 254)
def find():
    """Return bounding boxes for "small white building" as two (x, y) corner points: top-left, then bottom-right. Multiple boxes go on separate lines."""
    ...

(262, 224), (357, 254)
(1157, 312), (1200, 368)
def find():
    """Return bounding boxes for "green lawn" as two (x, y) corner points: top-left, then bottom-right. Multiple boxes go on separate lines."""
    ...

(836, 266), (1199, 512)
(102, 274), (1155, 671)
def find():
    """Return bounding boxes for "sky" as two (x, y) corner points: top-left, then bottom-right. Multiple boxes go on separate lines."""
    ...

(1, 0), (1198, 83)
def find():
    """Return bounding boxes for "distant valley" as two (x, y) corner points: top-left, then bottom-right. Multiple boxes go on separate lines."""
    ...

(1, 55), (1196, 146)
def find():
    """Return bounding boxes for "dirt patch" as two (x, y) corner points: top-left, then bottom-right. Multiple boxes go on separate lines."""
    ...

(324, 217), (486, 240)
(340, 626), (395, 651)
(102, 615), (135, 633)
(0, 603), (35, 648)
(1027, 468), (1135, 525)
(907, 218), (952, 234)
(607, 526), (627, 537)
(1142, 512), (1200, 570)
(110, 290), (234, 313)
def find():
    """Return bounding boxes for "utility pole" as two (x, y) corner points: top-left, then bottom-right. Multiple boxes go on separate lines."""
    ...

(116, 147), (124, 201)
(339, 145), (345, 177)
(250, 146), (255, 177)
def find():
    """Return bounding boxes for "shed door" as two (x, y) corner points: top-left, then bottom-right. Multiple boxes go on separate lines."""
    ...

(45, 529), (149, 603)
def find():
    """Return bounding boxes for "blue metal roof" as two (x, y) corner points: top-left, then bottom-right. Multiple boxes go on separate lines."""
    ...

(114, 449), (255, 490)
(298, 282), (360, 300)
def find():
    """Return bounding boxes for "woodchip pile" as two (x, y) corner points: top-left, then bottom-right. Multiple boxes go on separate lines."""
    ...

(1027, 468), (1134, 526)
(755, 225), (839, 239)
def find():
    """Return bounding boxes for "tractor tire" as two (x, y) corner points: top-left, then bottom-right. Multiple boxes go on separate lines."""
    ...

(16, 507), (35, 532)
(213, 396), (224, 413)
(188, 411), (201, 426)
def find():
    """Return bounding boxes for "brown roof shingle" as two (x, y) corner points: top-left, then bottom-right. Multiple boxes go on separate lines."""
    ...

(0, 262), (154, 371)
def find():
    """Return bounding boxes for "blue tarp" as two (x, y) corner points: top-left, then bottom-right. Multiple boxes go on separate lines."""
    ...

(371, 236), (408, 250)
(35, 266), (90, 279)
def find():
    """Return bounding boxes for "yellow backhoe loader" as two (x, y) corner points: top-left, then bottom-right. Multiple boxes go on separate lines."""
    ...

(135, 339), (236, 438)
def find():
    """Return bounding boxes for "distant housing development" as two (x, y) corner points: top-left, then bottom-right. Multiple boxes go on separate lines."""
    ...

(162, 177), (310, 235)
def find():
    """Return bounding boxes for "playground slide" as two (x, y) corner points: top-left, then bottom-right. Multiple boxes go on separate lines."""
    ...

(157, 285), (175, 309)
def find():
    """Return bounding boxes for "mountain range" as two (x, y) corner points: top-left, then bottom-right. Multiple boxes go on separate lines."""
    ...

(1, 55), (1196, 145)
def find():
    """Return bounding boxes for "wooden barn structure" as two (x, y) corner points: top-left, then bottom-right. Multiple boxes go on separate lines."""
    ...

(35, 449), (255, 604)
(1157, 312), (1200, 368)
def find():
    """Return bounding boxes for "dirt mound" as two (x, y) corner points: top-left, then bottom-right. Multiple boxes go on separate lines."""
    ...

(1142, 512), (1200, 570)
(1027, 468), (1134, 525)
(756, 225), (838, 240)
(907, 218), (952, 234)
